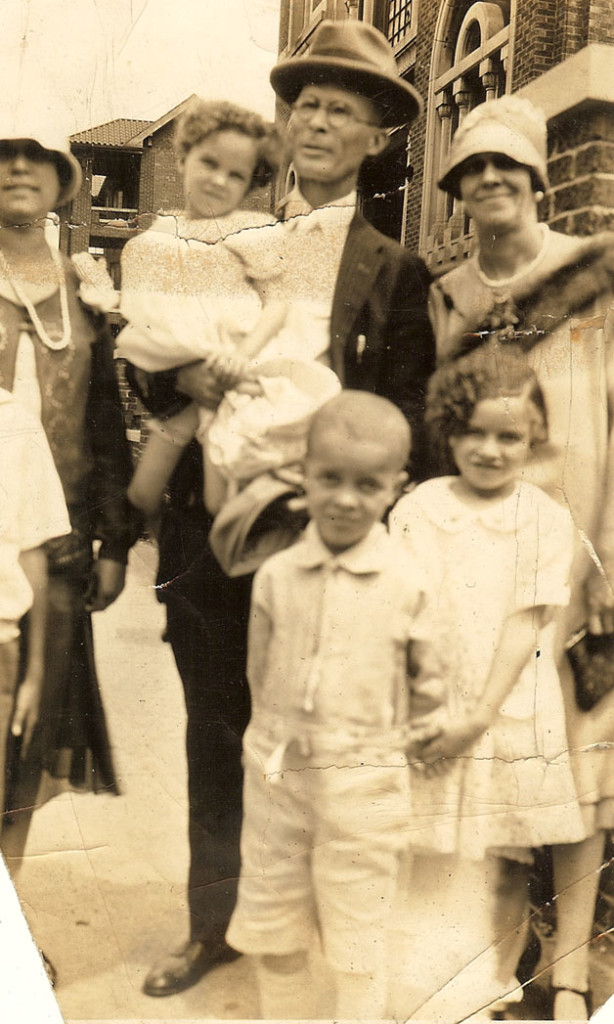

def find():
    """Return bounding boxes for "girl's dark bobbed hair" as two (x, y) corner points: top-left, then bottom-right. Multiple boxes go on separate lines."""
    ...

(426, 343), (548, 475)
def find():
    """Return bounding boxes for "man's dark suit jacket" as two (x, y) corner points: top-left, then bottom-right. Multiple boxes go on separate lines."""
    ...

(329, 212), (434, 480)
(131, 211), (435, 481)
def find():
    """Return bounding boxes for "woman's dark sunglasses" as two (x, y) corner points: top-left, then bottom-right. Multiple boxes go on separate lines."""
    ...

(459, 153), (523, 177)
(0, 140), (54, 164)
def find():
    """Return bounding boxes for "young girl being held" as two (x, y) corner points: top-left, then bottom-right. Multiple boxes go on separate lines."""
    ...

(390, 345), (585, 1020)
(118, 98), (338, 523)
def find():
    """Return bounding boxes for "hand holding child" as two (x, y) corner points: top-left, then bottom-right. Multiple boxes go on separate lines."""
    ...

(176, 362), (228, 410)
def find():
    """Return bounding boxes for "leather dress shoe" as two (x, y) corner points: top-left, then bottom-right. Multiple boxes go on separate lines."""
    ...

(143, 938), (240, 997)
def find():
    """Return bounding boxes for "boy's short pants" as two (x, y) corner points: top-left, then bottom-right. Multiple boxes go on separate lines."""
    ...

(226, 719), (411, 974)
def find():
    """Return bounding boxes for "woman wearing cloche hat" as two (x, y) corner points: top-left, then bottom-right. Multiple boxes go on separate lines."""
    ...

(0, 125), (138, 889)
(428, 92), (614, 1022)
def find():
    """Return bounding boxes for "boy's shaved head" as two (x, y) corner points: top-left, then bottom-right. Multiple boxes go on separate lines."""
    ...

(307, 390), (411, 470)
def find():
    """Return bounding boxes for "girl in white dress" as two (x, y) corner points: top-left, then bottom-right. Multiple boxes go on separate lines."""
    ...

(390, 345), (585, 1019)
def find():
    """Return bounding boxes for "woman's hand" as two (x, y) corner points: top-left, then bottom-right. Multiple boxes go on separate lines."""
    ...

(10, 676), (42, 753)
(585, 572), (614, 635)
(85, 559), (126, 612)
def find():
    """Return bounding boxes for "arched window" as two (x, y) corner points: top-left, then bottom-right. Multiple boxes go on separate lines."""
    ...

(420, 1), (513, 270)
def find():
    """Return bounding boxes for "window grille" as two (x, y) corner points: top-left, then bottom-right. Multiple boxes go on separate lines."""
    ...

(387, 0), (412, 47)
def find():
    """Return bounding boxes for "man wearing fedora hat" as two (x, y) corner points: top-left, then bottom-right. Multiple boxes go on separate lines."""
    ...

(135, 19), (434, 1001)
(270, 18), (434, 481)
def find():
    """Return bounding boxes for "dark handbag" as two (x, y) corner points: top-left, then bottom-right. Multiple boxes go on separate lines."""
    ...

(566, 627), (614, 711)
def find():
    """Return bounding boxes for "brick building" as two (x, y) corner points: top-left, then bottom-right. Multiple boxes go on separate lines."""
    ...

(276, 1), (614, 273)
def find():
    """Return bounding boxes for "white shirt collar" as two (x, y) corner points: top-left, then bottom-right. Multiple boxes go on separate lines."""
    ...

(279, 187), (357, 233)
(295, 521), (391, 573)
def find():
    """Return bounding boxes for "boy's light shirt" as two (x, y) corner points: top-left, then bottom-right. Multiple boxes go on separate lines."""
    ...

(248, 520), (426, 733)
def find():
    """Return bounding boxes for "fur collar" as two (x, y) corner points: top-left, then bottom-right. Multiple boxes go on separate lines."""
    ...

(447, 231), (614, 357)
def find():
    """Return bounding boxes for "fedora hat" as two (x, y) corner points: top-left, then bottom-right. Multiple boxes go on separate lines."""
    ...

(270, 20), (422, 128)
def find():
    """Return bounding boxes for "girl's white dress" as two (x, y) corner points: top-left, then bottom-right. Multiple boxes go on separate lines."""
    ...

(390, 476), (586, 859)
(429, 228), (614, 833)
(117, 211), (339, 484)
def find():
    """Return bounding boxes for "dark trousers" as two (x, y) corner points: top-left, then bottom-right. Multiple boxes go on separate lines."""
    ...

(159, 508), (252, 942)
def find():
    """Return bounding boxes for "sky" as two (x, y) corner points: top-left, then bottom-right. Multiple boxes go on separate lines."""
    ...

(2, 0), (281, 137)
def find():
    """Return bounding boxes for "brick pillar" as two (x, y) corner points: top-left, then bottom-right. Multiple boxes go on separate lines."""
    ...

(69, 150), (93, 255)
(546, 105), (614, 235)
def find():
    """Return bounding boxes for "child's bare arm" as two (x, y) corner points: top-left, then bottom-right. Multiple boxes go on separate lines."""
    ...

(413, 606), (543, 762)
(12, 547), (48, 749)
(189, 301), (289, 401)
(236, 301), (289, 362)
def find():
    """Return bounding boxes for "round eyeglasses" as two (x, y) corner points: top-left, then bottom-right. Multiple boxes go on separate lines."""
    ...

(458, 154), (523, 177)
(291, 98), (378, 130)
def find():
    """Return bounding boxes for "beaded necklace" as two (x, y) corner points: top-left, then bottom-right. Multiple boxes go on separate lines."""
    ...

(475, 223), (550, 294)
(0, 245), (72, 351)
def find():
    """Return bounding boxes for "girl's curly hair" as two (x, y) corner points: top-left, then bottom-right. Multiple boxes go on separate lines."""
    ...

(426, 343), (548, 475)
(175, 97), (281, 189)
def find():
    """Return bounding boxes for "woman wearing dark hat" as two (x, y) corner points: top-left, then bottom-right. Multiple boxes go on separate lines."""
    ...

(0, 126), (138, 875)
(430, 93), (614, 1022)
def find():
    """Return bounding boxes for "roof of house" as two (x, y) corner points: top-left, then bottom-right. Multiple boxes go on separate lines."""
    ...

(126, 94), (199, 145)
(70, 95), (200, 150)
(70, 118), (154, 147)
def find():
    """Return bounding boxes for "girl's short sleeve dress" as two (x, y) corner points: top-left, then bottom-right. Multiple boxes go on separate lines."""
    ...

(429, 227), (614, 834)
(390, 477), (586, 859)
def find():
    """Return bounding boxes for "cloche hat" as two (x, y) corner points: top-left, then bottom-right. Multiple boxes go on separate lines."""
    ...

(0, 121), (82, 206)
(438, 95), (549, 199)
(270, 20), (423, 128)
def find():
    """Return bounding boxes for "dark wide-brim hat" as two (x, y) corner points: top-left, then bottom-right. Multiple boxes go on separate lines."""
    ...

(270, 20), (423, 129)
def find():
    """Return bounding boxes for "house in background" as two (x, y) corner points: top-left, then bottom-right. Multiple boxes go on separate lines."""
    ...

(276, 0), (614, 273)
(62, 115), (152, 287)
(59, 96), (195, 285)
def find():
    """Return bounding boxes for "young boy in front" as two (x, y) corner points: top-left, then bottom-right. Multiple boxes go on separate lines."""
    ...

(226, 390), (425, 1019)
